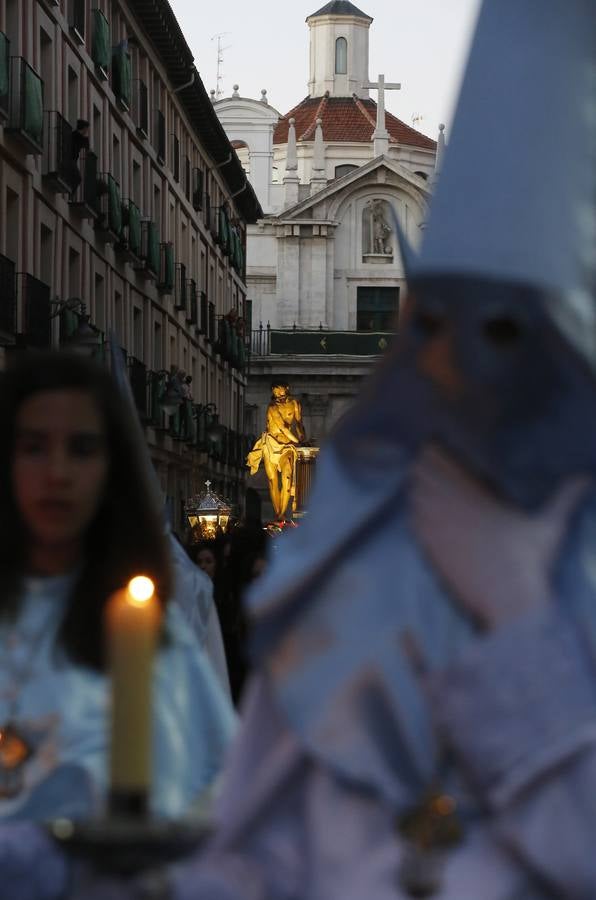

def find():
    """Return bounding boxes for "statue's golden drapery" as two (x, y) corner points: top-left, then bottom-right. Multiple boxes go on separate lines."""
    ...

(247, 385), (306, 520)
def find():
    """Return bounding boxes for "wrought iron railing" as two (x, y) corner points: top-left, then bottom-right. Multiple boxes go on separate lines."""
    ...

(116, 199), (141, 258)
(136, 220), (160, 278)
(174, 263), (187, 313)
(69, 149), (99, 215)
(43, 111), (76, 193)
(6, 57), (43, 153)
(18, 273), (51, 348)
(96, 173), (122, 240)
(250, 323), (394, 356)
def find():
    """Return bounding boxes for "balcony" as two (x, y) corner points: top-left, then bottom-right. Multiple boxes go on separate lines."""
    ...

(132, 79), (148, 137)
(18, 273), (51, 349)
(68, 0), (86, 43)
(43, 111), (78, 194)
(192, 167), (203, 212)
(155, 110), (165, 164)
(115, 199), (141, 261)
(216, 315), (247, 371)
(0, 253), (16, 342)
(69, 150), (100, 219)
(174, 263), (187, 312)
(250, 324), (394, 357)
(0, 32), (9, 124)
(6, 58), (43, 154)
(95, 173), (122, 242)
(157, 242), (174, 294)
(111, 43), (131, 109)
(91, 9), (110, 79)
(216, 206), (231, 255)
(187, 279), (198, 327)
(128, 356), (148, 418)
(135, 220), (160, 279)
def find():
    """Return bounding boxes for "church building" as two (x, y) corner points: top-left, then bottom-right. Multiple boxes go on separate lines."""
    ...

(214, 0), (442, 456)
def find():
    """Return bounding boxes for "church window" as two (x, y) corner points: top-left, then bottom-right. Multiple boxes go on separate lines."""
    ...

(357, 286), (399, 332)
(335, 37), (347, 75)
(334, 164), (358, 180)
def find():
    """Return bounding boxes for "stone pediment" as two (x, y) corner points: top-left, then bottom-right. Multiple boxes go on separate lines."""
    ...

(215, 96), (282, 124)
(275, 155), (431, 223)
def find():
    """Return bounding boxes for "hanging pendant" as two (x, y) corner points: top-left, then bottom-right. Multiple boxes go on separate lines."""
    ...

(397, 788), (464, 897)
(0, 722), (33, 798)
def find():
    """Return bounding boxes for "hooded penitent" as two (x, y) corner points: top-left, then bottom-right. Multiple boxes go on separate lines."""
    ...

(243, 0), (596, 822)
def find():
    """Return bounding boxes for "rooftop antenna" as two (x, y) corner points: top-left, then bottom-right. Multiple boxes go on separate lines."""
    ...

(411, 113), (424, 129)
(211, 32), (232, 99)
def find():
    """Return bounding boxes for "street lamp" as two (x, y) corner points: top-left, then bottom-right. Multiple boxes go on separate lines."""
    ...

(185, 480), (232, 542)
(51, 297), (103, 354)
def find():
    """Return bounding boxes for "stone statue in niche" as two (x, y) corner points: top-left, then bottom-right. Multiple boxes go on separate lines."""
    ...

(363, 199), (393, 258)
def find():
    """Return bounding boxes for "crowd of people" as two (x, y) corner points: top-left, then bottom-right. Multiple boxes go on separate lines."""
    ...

(189, 528), (267, 704)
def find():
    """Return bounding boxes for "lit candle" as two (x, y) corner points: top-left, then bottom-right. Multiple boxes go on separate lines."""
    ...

(105, 575), (162, 818)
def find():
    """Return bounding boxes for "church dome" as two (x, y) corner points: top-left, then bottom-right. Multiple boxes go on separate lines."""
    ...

(307, 1), (372, 21)
(273, 95), (436, 151)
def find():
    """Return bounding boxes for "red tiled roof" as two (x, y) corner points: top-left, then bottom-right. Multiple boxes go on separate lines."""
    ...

(273, 95), (436, 150)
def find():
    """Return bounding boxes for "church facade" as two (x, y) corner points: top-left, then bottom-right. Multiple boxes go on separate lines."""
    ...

(214, 1), (441, 506)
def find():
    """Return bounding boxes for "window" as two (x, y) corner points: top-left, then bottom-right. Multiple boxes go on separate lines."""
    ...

(40, 225), (53, 287)
(94, 272), (105, 330)
(68, 67), (78, 125)
(68, 247), (81, 299)
(153, 320), (162, 369)
(335, 37), (347, 75)
(132, 160), (141, 206)
(133, 306), (142, 357)
(334, 164), (357, 180)
(6, 190), (19, 266)
(40, 29), (53, 111)
(356, 286), (399, 332)
(112, 134), (121, 182)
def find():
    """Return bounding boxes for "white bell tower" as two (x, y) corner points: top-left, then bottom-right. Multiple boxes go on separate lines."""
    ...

(306, 1), (373, 99)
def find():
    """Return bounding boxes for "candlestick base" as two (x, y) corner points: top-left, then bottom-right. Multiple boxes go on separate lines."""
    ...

(47, 816), (211, 876)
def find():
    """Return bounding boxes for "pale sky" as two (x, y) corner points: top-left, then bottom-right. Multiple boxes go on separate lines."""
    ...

(168, 0), (482, 140)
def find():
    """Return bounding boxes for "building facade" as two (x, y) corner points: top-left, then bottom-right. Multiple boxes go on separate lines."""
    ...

(0, 0), (262, 532)
(214, 1), (440, 516)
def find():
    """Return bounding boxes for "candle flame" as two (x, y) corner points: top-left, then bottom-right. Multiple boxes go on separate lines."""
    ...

(127, 576), (155, 604)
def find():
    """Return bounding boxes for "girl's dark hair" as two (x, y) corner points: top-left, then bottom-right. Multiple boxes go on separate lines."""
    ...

(0, 351), (172, 670)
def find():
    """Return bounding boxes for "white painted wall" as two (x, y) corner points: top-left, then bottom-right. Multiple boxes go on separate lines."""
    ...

(306, 12), (372, 99)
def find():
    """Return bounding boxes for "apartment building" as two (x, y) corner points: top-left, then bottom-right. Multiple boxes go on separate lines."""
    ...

(0, 0), (262, 530)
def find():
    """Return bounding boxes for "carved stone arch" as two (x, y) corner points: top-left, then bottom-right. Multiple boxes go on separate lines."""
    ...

(329, 182), (425, 272)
